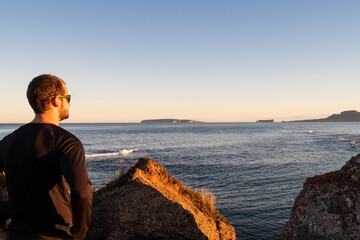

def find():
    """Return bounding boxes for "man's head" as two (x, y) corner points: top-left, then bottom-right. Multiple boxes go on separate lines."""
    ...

(27, 74), (70, 121)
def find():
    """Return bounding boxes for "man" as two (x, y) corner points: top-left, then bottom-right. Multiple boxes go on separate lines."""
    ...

(0, 74), (92, 239)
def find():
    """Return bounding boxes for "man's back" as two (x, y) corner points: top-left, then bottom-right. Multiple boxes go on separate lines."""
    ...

(0, 123), (92, 239)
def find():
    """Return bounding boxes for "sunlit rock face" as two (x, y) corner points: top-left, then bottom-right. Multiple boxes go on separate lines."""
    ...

(87, 158), (236, 240)
(280, 154), (360, 240)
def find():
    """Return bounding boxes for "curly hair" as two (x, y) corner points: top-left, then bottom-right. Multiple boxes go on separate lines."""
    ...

(27, 74), (66, 113)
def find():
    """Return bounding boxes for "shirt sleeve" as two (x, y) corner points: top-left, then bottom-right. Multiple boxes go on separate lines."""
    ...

(58, 137), (92, 240)
(0, 140), (10, 228)
(0, 202), (9, 229)
(0, 139), (4, 173)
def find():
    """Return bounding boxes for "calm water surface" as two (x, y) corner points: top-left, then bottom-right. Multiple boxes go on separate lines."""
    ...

(1, 122), (360, 240)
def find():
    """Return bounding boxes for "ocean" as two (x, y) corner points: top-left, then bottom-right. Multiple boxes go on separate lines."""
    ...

(1, 122), (360, 239)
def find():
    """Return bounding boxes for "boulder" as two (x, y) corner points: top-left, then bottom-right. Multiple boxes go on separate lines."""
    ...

(87, 158), (236, 240)
(280, 154), (360, 240)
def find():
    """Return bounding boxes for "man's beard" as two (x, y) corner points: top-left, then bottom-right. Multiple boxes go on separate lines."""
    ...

(59, 107), (69, 121)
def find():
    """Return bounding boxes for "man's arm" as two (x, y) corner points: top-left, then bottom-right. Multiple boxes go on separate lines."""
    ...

(0, 202), (10, 229)
(59, 138), (92, 240)
(0, 140), (10, 229)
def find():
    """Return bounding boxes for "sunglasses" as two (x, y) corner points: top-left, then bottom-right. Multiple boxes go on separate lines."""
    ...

(53, 95), (71, 103)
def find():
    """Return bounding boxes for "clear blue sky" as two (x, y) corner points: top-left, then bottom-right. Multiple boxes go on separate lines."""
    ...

(1, 1), (359, 123)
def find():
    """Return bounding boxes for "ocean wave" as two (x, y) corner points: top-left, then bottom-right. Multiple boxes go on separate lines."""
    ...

(120, 149), (138, 155)
(340, 137), (350, 141)
(86, 149), (148, 159)
(85, 152), (120, 158)
(339, 138), (360, 149)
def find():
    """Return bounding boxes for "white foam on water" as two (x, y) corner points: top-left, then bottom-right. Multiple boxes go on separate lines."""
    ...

(339, 138), (360, 150)
(86, 149), (148, 158)
(85, 152), (120, 158)
(340, 137), (350, 141)
(120, 149), (138, 156)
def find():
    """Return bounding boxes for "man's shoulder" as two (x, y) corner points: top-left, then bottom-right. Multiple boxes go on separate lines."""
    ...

(50, 124), (82, 145)
(54, 126), (85, 158)
(0, 124), (30, 142)
(1, 123), (83, 151)
(53, 125), (84, 151)
(24, 123), (81, 145)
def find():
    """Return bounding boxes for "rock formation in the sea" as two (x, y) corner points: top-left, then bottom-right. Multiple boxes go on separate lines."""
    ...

(87, 158), (236, 240)
(284, 110), (360, 122)
(141, 119), (205, 123)
(280, 154), (360, 240)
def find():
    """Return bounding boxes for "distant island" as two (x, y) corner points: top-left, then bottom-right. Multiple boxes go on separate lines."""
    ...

(256, 119), (274, 123)
(141, 119), (205, 124)
(284, 110), (360, 122)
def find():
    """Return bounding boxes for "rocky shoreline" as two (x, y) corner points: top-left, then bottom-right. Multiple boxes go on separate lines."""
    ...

(2, 154), (360, 239)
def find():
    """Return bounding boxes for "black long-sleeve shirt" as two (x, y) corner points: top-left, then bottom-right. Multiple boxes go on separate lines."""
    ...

(0, 123), (92, 239)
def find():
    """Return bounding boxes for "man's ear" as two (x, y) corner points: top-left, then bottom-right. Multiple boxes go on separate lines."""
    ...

(51, 97), (60, 107)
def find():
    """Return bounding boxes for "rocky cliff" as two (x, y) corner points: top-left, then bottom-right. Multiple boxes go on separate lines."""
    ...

(280, 154), (360, 240)
(87, 158), (235, 240)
